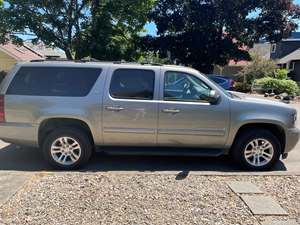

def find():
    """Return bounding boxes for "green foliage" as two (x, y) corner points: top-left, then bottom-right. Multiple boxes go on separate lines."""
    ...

(0, 0), (155, 60)
(143, 0), (300, 73)
(238, 55), (277, 83)
(255, 77), (300, 96)
(233, 82), (251, 93)
(138, 51), (173, 64)
(275, 69), (289, 80)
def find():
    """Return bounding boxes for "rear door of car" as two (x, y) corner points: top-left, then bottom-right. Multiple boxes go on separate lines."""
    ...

(102, 65), (160, 146)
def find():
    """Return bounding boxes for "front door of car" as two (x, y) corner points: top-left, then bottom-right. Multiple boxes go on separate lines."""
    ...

(102, 67), (159, 146)
(158, 70), (230, 148)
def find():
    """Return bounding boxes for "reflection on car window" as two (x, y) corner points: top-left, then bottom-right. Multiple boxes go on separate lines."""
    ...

(164, 71), (212, 102)
(110, 69), (155, 100)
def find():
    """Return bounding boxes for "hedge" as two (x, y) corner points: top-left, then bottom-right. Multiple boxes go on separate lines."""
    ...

(255, 77), (299, 96)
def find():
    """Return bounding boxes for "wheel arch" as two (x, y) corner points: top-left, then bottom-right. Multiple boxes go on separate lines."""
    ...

(38, 118), (95, 147)
(231, 123), (286, 154)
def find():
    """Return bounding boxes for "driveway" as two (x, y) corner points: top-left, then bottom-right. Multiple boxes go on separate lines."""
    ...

(0, 103), (299, 175)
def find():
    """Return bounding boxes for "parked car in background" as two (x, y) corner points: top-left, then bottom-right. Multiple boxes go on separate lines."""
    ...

(0, 61), (299, 171)
(208, 74), (235, 90)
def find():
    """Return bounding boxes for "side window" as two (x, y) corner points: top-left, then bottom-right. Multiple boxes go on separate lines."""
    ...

(110, 69), (155, 100)
(164, 71), (212, 102)
(6, 66), (102, 97)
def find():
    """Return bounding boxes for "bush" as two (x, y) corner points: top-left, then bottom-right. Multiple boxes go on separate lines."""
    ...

(238, 54), (277, 84)
(255, 77), (299, 96)
(234, 82), (251, 93)
(275, 69), (288, 80)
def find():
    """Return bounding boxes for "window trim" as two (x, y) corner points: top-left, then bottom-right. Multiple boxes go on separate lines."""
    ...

(289, 62), (295, 71)
(163, 71), (213, 103)
(109, 68), (156, 101)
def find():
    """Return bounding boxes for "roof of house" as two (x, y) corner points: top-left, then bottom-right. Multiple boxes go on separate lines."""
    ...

(228, 59), (250, 67)
(0, 42), (43, 61)
(278, 48), (300, 64)
(24, 41), (66, 59)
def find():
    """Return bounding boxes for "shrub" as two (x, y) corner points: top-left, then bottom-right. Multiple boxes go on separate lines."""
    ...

(238, 54), (277, 84)
(255, 77), (299, 96)
(275, 69), (288, 80)
(234, 82), (251, 93)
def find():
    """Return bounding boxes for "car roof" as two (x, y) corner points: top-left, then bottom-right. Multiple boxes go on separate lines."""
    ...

(18, 60), (199, 73)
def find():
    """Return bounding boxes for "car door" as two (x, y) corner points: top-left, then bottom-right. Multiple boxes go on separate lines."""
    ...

(102, 66), (159, 146)
(158, 70), (230, 148)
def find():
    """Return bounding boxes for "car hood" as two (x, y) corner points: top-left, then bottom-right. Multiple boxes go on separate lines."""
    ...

(228, 91), (293, 109)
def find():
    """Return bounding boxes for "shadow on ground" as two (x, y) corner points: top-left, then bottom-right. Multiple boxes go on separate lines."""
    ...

(0, 144), (287, 173)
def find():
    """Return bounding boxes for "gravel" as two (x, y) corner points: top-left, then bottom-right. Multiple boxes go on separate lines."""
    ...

(0, 173), (299, 225)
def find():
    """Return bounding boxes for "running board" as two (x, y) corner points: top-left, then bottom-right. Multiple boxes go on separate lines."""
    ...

(96, 147), (226, 157)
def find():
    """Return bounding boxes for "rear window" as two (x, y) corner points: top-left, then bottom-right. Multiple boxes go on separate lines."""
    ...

(6, 66), (102, 97)
(110, 69), (155, 100)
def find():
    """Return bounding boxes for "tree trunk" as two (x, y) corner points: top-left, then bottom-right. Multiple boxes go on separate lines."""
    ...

(65, 48), (73, 60)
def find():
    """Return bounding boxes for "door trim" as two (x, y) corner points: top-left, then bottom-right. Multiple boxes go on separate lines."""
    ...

(158, 128), (226, 136)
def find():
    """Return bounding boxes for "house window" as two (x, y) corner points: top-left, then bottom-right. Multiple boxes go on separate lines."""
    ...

(271, 44), (276, 53)
(289, 62), (295, 71)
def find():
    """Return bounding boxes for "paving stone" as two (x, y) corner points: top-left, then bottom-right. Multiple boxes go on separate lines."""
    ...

(241, 195), (288, 215)
(227, 181), (264, 194)
(261, 220), (299, 225)
(0, 174), (29, 206)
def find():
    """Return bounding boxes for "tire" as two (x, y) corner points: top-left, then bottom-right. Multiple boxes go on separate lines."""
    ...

(231, 129), (281, 171)
(42, 127), (93, 170)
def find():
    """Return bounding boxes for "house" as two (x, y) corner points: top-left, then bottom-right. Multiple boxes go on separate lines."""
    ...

(0, 42), (43, 72)
(24, 41), (66, 59)
(270, 38), (300, 82)
(213, 32), (300, 82)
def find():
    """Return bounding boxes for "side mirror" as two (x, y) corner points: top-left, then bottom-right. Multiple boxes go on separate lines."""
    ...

(208, 90), (220, 104)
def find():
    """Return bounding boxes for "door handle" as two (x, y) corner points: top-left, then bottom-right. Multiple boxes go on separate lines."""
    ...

(162, 108), (181, 114)
(105, 106), (125, 112)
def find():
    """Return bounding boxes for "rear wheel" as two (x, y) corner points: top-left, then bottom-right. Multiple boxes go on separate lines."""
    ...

(42, 128), (92, 170)
(232, 129), (281, 171)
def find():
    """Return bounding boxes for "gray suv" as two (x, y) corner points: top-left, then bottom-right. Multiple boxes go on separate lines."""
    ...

(0, 61), (299, 170)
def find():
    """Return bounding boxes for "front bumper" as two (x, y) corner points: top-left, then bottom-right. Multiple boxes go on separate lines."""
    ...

(285, 127), (300, 153)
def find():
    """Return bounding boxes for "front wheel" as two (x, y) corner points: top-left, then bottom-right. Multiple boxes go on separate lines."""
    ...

(42, 128), (92, 170)
(232, 129), (281, 171)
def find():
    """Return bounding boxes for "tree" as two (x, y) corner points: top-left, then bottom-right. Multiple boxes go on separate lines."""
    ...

(143, 0), (300, 73)
(0, 0), (154, 60)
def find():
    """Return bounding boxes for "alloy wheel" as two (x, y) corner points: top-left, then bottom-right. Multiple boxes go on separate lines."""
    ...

(50, 137), (82, 166)
(244, 138), (274, 167)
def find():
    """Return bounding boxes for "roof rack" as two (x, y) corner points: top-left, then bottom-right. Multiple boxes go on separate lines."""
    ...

(30, 58), (163, 66)
(30, 57), (101, 63)
(113, 61), (162, 66)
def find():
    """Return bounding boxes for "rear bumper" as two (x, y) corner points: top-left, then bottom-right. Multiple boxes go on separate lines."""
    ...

(285, 127), (300, 153)
(0, 122), (39, 147)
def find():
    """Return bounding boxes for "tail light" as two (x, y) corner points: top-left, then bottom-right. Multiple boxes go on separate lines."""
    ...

(0, 95), (5, 122)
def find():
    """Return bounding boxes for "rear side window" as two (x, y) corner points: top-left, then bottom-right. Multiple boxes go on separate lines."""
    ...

(110, 69), (155, 100)
(6, 66), (102, 97)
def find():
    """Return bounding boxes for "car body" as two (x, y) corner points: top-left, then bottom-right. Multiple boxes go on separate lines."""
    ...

(0, 61), (299, 170)
(208, 74), (235, 90)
